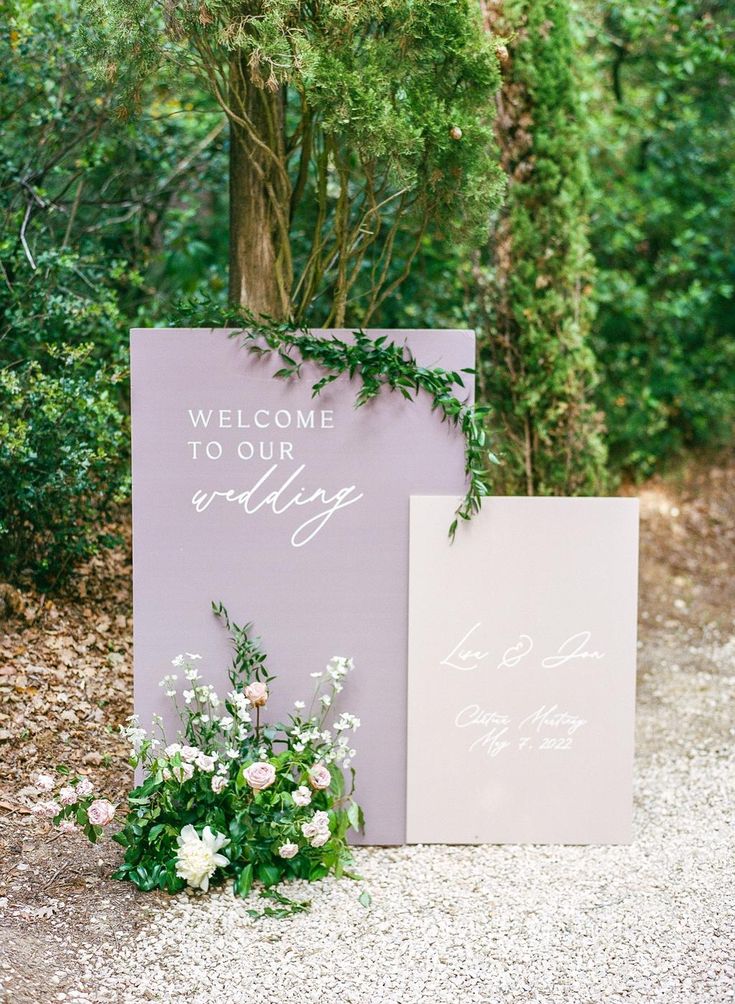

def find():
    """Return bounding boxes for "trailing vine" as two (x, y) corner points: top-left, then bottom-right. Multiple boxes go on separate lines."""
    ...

(172, 300), (498, 537)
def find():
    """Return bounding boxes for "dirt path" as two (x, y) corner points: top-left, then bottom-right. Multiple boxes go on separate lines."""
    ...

(1, 458), (733, 1003)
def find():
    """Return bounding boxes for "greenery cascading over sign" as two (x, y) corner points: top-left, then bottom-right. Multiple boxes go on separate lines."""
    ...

(173, 300), (497, 536)
(474, 0), (607, 497)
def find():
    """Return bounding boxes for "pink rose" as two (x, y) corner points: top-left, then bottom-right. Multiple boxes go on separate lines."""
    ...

(58, 819), (77, 834)
(76, 777), (94, 797)
(33, 800), (60, 819)
(278, 842), (299, 859)
(33, 773), (55, 793)
(59, 786), (78, 806)
(86, 799), (116, 827)
(243, 762), (276, 791)
(244, 681), (268, 708)
(308, 763), (331, 790)
(211, 775), (228, 794)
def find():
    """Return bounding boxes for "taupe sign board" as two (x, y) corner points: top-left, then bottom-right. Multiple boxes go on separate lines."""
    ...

(131, 328), (474, 845)
(407, 496), (639, 844)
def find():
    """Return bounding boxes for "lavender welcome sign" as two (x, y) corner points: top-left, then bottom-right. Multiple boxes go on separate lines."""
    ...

(130, 328), (474, 845)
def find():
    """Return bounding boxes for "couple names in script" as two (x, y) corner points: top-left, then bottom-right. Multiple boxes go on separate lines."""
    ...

(184, 406), (363, 547)
(441, 623), (602, 757)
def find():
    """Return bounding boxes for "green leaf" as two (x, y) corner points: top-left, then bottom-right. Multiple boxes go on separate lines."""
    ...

(256, 863), (282, 888)
(234, 864), (254, 898)
(358, 890), (372, 908)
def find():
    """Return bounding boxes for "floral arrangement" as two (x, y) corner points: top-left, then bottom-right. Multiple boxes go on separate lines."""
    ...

(31, 605), (363, 913)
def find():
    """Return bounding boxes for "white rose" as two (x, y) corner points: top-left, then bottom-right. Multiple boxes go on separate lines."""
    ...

(175, 825), (229, 891)
(195, 753), (216, 773)
(76, 777), (94, 797)
(301, 819), (320, 840)
(34, 773), (55, 793)
(172, 762), (194, 783)
(278, 842), (299, 859)
(312, 810), (330, 831)
(310, 830), (330, 848)
(180, 746), (200, 763)
(211, 775), (228, 794)
(291, 785), (312, 807)
(165, 743), (182, 757)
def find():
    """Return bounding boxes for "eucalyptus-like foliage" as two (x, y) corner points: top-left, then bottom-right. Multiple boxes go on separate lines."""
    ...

(78, 0), (505, 322)
(474, 0), (607, 496)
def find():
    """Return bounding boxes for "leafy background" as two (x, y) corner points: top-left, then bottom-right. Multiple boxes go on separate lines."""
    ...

(1, 0), (733, 586)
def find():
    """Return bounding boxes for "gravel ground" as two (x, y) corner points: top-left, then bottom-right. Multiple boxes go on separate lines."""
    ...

(2, 463), (734, 1004)
(58, 621), (733, 1004)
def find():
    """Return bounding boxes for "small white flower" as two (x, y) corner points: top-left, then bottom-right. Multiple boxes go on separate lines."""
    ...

(183, 690), (195, 704)
(171, 655), (185, 667)
(294, 700), (306, 710)
(175, 825), (229, 891)
(219, 717), (234, 731)
(165, 689), (176, 698)
(293, 743), (305, 753)
(184, 667), (201, 682)
(226, 748), (239, 759)
(320, 694), (331, 708)
(185, 653), (202, 661)
(309, 672), (322, 678)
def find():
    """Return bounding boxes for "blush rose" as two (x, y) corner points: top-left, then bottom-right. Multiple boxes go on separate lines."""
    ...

(243, 762), (276, 791)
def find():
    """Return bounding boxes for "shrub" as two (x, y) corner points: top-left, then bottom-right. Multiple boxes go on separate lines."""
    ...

(0, 344), (129, 588)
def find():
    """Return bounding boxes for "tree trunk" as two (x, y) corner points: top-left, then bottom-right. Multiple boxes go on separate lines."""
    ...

(228, 57), (292, 318)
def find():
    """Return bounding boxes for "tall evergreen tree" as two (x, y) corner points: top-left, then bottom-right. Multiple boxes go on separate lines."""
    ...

(79, 1), (504, 323)
(476, 0), (607, 495)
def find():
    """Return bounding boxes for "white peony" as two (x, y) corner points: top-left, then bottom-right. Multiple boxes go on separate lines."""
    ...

(175, 825), (229, 891)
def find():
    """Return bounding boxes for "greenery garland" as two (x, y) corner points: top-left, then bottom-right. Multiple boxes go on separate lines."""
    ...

(173, 300), (497, 537)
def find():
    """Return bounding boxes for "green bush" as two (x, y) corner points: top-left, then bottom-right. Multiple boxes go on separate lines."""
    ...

(0, 345), (129, 589)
